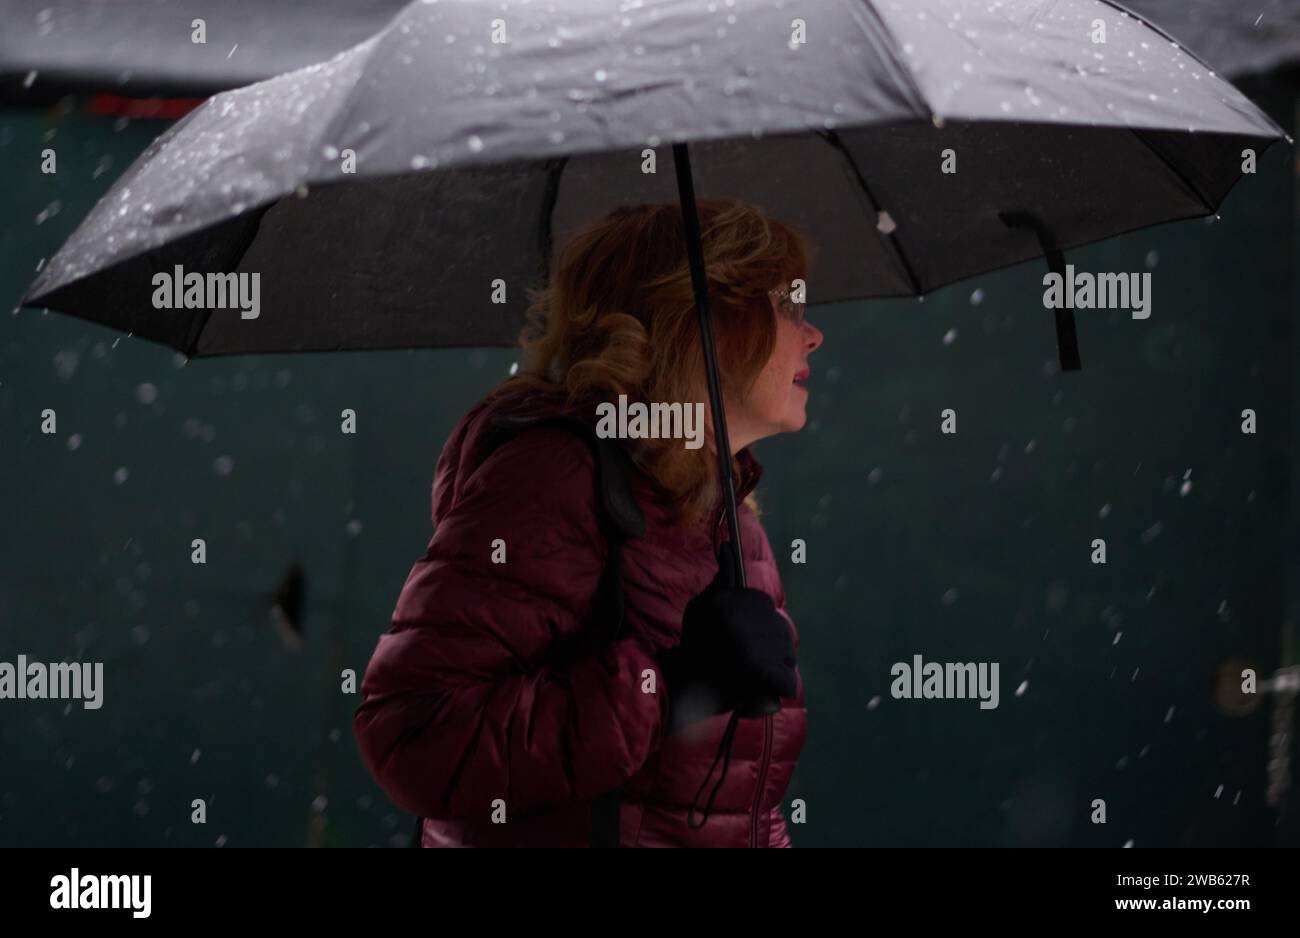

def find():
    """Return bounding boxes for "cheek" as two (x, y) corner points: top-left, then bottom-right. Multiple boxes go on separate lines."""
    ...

(753, 344), (800, 415)
(757, 371), (787, 415)
(738, 324), (805, 422)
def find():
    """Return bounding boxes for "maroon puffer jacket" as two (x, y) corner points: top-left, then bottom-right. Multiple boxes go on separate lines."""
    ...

(354, 390), (808, 846)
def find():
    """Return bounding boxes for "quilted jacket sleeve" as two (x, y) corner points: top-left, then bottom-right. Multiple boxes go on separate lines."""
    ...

(354, 427), (670, 822)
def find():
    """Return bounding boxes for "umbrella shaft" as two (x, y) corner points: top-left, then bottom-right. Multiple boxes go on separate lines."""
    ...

(672, 143), (746, 588)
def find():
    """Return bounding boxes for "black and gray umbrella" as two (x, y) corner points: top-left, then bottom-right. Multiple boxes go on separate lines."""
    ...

(20, 0), (1289, 598)
(5, 0), (1298, 100)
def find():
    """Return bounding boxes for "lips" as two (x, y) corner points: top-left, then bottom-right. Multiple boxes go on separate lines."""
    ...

(793, 368), (810, 386)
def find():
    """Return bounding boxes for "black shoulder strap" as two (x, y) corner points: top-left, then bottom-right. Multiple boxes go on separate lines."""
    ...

(410, 412), (643, 848)
(489, 412), (645, 537)
(489, 411), (645, 643)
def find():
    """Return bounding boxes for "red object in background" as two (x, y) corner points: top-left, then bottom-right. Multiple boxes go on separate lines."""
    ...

(87, 93), (204, 119)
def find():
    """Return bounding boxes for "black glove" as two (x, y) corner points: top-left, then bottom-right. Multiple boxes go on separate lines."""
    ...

(660, 541), (797, 733)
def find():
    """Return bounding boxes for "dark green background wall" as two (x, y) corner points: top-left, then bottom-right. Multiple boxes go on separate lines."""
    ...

(2, 82), (1297, 847)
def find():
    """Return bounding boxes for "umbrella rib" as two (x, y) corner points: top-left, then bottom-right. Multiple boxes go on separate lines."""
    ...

(1127, 129), (1215, 215)
(537, 157), (569, 278)
(854, 0), (934, 119)
(182, 206), (272, 356)
(816, 129), (924, 295)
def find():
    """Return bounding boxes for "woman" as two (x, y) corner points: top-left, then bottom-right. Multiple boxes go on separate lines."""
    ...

(354, 198), (823, 847)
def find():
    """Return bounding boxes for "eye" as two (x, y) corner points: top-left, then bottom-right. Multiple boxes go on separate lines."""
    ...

(769, 287), (805, 326)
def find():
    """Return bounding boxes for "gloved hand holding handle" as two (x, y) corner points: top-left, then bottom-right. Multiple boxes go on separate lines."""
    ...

(660, 541), (795, 733)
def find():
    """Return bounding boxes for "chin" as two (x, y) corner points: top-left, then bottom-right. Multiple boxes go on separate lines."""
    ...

(782, 407), (808, 432)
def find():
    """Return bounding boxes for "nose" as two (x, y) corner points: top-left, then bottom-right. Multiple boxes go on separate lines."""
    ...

(802, 318), (824, 352)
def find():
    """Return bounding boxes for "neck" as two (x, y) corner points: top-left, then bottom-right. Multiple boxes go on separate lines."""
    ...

(707, 412), (755, 456)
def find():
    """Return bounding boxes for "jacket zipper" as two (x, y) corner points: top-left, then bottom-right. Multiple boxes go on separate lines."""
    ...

(750, 713), (774, 847)
(714, 459), (773, 847)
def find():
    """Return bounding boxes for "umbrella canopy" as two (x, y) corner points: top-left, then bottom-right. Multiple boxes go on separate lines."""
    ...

(23, 0), (1287, 361)
(1124, 0), (1300, 81)
(4, 0), (1298, 101)
(0, 0), (404, 100)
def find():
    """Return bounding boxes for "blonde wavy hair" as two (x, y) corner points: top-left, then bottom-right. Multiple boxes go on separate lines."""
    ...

(488, 198), (814, 528)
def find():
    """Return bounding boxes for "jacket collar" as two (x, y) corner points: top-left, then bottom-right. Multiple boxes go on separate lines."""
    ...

(734, 447), (764, 502)
(484, 386), (766, 509)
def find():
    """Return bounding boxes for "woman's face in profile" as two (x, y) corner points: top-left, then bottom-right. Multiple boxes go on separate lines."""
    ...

(725, 289), (824, 448)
